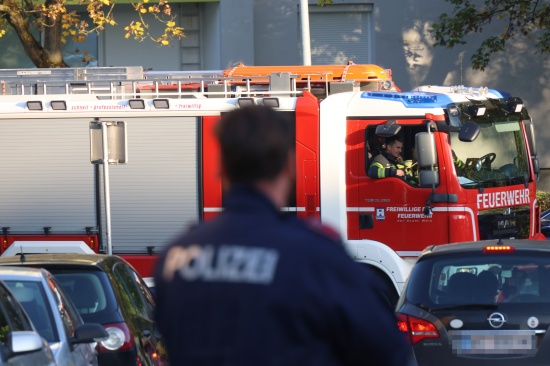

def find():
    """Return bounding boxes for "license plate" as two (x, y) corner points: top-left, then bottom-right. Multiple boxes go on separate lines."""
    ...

(450, 330), (536, 355)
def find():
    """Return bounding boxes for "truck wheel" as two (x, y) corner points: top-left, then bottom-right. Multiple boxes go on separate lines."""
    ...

(378, 275), (399, 310)
(363, 265), (399, 309)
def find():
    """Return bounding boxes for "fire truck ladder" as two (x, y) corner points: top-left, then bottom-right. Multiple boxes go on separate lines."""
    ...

(0, 63), (398, 99)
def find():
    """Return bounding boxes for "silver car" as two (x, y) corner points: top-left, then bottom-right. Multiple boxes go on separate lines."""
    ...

(0, 277), (56, 365)
(0, 266), (107, 366)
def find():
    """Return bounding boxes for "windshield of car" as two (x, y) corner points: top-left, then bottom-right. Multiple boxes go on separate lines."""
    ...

(450, 119), (529, 189)
(406, 252), (550, 309)
(4, 280), (59, 343)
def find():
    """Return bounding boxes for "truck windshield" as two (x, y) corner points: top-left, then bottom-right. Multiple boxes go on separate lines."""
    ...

(450, 119), (529, 189)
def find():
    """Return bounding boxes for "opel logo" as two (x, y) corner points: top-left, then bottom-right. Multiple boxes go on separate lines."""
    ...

(488, 312), (506, 328)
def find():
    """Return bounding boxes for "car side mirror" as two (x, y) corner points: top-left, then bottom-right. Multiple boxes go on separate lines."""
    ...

(71, 323), (108, 345)
(7, 331), (43, 356)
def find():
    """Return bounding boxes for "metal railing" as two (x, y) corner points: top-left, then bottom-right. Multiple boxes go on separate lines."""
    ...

(0, 67), (307, 99)
(0, 65), (394, 99)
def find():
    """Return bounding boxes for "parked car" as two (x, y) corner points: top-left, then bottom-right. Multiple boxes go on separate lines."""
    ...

(0, 254), (166, 366)
(0, 276), (56, 365)
(0, 266), (107, 366)
(396, 239), (550, 365)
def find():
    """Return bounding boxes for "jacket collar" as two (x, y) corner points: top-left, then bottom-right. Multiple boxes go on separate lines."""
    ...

(382, 150), (398, 164)
(223, 184), (282, 217)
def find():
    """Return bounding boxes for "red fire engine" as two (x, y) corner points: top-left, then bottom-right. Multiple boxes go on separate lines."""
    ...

(0, 65), (542, 304)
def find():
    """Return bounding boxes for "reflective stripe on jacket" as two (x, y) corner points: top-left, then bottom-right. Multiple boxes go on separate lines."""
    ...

(368, 153), (398, 179)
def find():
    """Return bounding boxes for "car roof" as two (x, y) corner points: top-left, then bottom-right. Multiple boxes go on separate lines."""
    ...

(0, 253), (120, 267)
(0, 266), (48, 281)
(420, 239), (550, 259)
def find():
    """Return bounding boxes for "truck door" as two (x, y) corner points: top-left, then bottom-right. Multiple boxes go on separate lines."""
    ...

(347, 120), (451, 254)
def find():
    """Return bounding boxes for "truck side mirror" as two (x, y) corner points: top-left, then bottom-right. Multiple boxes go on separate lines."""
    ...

(458, 121), (480, 142)
(416, 132), (437, 168)
(524, 117), (537, 156)
(532, 156), (540, 175)
(419, 170), (439, 187)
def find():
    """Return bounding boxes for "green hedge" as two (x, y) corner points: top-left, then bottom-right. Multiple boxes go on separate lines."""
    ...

(538, 191), (550, 213)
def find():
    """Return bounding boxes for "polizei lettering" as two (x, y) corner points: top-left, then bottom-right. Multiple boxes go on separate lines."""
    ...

(477, 189), (530, 209)
(162, 244), (279, 284)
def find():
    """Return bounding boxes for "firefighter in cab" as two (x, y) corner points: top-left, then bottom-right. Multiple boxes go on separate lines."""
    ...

(154, 105), (412, 366)
(369, 135), (418, 185)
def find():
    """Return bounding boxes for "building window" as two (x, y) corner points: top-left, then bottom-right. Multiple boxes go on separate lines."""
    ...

(299, 3), (373, 65)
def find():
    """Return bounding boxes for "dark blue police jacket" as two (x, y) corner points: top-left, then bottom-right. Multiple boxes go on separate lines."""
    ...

(154, 184), (410, 366)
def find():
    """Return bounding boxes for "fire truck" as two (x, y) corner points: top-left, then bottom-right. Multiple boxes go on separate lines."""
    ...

(0, 65), (542, 304)
(321, 85), (543, 303)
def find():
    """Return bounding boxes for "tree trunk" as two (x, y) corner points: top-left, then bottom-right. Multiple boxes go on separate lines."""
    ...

(0, 0), (68, 68)
(42, 0), (65, 67)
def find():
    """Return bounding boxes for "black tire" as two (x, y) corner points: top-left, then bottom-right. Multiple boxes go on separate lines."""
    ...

(362, 265), (399, 309)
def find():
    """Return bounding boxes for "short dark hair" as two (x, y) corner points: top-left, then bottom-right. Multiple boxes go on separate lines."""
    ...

(215, 105), (295, 184)
(385, 135), (403, 146)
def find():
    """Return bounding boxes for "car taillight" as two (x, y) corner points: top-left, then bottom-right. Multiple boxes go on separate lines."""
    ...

(482, 245), (515, 253)
(98, 322), (134, 352)
(397, 313), (439, 344)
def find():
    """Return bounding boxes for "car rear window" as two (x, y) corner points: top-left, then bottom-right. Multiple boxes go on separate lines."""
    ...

(406, 252), (550, 307)
(44, 268), (119, 324)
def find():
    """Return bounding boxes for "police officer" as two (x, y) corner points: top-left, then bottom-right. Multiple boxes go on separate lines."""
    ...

(154, 105), (411, 365)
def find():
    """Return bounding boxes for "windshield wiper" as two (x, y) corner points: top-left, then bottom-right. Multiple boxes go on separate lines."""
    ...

(430, 304), (498, 312)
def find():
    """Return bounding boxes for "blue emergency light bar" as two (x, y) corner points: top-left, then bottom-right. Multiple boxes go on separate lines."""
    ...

(361, 87), (512, 109)
(491, 89), (512, 98)
(361, 91), (454, 109)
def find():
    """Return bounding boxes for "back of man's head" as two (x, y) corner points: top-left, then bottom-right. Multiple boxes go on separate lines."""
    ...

(215, 105), (294, 184)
